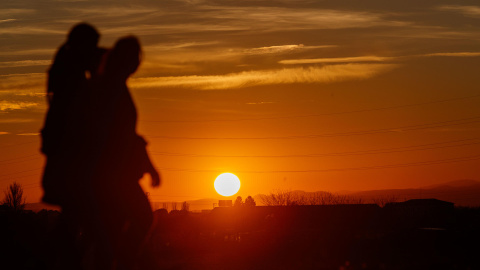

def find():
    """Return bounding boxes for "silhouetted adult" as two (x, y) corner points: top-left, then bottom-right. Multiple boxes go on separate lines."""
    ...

(41, 22), (105, 207)
(40, 22), (107, 270)
(89, 36), (160, 270)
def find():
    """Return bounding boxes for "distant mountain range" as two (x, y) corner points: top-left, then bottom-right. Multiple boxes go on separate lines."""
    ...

(182, 180), (480, 210)
(344, 179), (480, 207)
(25, 179), (480, 212)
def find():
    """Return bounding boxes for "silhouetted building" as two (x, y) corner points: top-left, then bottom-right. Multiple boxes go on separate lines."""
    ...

(218, 200), (232, 207)
(383, 198), (454, 229)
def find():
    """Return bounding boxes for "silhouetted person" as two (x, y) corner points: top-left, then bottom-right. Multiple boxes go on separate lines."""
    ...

(39, 23), (110, 270)
(41, 22), (106, 207)
(88, 36), (160, 270)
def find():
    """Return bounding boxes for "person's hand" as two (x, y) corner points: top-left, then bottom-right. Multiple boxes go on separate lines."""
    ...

(150, 170), (161, 188)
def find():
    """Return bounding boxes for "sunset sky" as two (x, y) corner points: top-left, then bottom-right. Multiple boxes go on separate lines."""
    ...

(1, 0), (480, 204)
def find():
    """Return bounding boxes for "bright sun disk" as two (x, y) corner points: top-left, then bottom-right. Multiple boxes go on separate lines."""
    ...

(214, 173), (241, 197)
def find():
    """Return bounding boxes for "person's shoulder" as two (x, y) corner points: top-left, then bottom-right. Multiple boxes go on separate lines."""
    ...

(50, 44), (69, 66)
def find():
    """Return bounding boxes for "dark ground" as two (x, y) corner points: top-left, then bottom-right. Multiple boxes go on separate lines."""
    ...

(1, 204), (480, 270)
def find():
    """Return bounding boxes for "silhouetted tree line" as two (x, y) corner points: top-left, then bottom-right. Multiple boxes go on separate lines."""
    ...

(234, 196), (256, 207)
(259, 190), (400, 206)
(1, 182), (26, 212)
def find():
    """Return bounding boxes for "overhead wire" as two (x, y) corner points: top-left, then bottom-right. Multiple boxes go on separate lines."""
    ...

(150, 137), (480, 158)
(141, 93), (480, 123)
(145, 115), (480, 140)
(156, 154), (480, 174)
(0, 154), (39, 163)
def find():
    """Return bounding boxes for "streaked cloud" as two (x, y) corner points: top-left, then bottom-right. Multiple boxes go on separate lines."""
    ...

(246, 101), (276, 105)
(17, 132), (40, 136)
(0, 26), (64, 35)
(0, 49), (54, 56)
(0, 132), (10, 135)
(423, 52), (480, 57)
(437, 5), (480, 17)
(242, 44), (335, 55)
(0, 9), (35, 16)
(144, 41), (220, 51)
(66, 6), (160, 17)
(0, 60), (50, 68)
(0, 101), (39, 111)
(279, 52), (480, 66)
(15, 92), (46, 97)
(0, 118), (35, 124)
(0, 73), (46, 93)
(0, 19), (16, 23)
(131, 64), (397, 90)
(102, 24), (248, 36)
(198, 6), (409, 32)
(279, 56), (394, 65)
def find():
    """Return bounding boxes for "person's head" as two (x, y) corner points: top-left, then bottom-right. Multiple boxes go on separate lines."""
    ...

(66, 23), (99, 51)
(105, 36), (142, 80)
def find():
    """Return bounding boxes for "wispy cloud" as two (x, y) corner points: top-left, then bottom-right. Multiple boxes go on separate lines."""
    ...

(423, 52), (480, 57)
(131, 64), (397, 90)
(142, 43), (336, 75)
(102, 24), (248, 36)
(17, 132), (40, 136)
(144, 41), (220, 51)
(0, 9), (35, 16)
(0, 132), (10, 135)
(0, 101), (39, 111)
(0, 19), (16, 23)
(66, 6), (160, 17)
(198, 6), (408, 31)
(0, 60), (50, 68)
(246, 101), (276, 105)
(0, 49), (54, 56)
(0, 73), (46, 93)
(242, 44), (335, 55)
(437, 5), (480, 17)
(279, 56), (394, 65)
(279, 52), (480, 66)
(0, 26), (64, 35)
(0, 118), (35, 124)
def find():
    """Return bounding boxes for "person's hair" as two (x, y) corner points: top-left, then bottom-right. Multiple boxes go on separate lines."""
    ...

(67, 22), (99, 48)
(105, 36), (142, 78)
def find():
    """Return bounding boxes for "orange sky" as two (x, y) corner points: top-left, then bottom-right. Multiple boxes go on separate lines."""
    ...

(1, 0), (480, 204)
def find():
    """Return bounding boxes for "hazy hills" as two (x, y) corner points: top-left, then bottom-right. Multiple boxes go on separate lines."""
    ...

(181, 179), (480, 210)
(345, 179), (480, 207)
(25, 179), (480, 212)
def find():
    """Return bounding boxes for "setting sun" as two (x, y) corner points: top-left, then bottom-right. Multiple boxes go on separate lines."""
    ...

(214, 173), (241, 197)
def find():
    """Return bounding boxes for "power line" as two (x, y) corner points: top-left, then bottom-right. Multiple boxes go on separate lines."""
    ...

(141, 94), (480, 123)
(156, 154), (480, 173)
(0, 167), (43, 180)
(145, 115), (480, 140)
(0, 154), (39, 164)
(0, 140), (38, 148)
(150, 137), (480, 158)
(0, 156), (42, 166)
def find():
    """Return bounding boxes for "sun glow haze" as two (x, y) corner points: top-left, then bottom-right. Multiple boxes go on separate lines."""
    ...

(214, 173), (241, 197)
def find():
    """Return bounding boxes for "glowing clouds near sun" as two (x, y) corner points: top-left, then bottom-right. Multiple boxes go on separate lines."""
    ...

(214, 173), (241, 197)
(131, 63), (398, 90)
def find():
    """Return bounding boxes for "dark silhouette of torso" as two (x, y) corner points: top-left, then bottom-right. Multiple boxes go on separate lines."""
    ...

(41, 23), (106, 207)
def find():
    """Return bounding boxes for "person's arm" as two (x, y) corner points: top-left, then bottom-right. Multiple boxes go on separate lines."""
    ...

(137, 135), (161, 187)
(146, 158), (161, 188)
